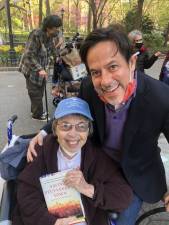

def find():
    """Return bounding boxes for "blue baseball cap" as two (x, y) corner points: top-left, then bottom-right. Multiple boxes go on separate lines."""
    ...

(54, 97), (93, 121)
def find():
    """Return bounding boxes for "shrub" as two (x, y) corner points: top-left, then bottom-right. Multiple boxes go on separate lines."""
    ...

(0, 44), (24, 66)
(143, 32), (164, 52)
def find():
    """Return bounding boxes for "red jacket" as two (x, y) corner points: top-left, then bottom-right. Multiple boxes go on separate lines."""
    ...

(12, 134), (133, 225)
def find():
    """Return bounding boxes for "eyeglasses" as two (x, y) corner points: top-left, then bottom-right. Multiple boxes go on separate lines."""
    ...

(57, 122), (89, 132)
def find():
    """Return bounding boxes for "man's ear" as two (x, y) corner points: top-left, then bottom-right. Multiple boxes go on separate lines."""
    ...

(129, 54), (137, 73)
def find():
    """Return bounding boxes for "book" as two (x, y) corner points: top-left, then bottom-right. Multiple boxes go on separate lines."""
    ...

(40, 170), (85, 224)
(70, 63), (87, 80)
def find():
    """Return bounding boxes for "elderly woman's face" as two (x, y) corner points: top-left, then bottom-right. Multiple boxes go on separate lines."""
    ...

(55, 115), (89, 154)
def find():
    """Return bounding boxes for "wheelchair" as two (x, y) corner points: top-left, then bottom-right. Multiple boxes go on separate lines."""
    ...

(0, 116), (117, 225)
(52, 56), (87, 107)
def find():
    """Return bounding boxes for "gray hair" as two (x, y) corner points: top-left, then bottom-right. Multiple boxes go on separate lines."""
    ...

(128, 30), (143, 42)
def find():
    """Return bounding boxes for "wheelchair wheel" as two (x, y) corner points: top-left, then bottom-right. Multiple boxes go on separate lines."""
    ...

(135, 207), (169, 225)
(53, 96), (64, 107)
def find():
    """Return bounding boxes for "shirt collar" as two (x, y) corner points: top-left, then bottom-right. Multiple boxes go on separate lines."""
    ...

(106, 71), (137, 113)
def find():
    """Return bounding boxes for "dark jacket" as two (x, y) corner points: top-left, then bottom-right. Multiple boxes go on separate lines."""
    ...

(42, 71), (169, 203)
(136, 49), (158, 72)
(12, 135), (133, 225)
(78, 71), (169, 203)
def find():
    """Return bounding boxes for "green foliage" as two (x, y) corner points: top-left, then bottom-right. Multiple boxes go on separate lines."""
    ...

(143, 32), (164, 52)
(0, 10), (7, 30)
(12, 18), (23, 30)
(142, 15), (154, 34)
(123, 10), (136, 32)
(155, 0), (169, 29)
(124, 8), (154, 34)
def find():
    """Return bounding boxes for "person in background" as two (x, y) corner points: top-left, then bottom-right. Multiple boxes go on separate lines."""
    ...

(159, 51), (169, 85)
(27, 26), (169, 225)
(19, 15), (62, 121)
(52, 30), (64, 93)
(128, 29), (161, 72)
(12, 97), (133, 225)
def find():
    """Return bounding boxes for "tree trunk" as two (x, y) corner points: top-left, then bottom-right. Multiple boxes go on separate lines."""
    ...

(39, 0), (43, 26)
(74, 0), (79, 33)
(87, 3), (92, 33)
(27, 0), (33, 30)
(45, 0), (50, 16)
(30, 0), (35, 29)
(135, 0), (144, 30)
(67, 0), (70, 32)
(90, 0), (97, 29)
(84, 0), (110, 30)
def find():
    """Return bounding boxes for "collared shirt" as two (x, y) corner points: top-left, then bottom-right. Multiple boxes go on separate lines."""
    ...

(103, 75), (137, 162)
(103, 99), (132, 161)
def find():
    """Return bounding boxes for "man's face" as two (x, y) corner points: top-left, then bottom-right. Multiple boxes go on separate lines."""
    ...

(134, 34), (143, 49)
(134, 34), (143, 44)
(46, 27), (60, 37)
(87, 41), (136, 106)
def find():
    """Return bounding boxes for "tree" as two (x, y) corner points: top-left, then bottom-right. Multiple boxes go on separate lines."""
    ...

(73, 0), (80, 32)
(84, 0), (109, 29)
(135, 0), (144, 29)
(124, 7), (154, 34)
(87, 3), (92, 33)
(39, 0), (43, 26)
(45, 0), (50, 16)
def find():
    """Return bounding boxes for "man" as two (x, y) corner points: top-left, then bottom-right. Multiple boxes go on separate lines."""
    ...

(27, 27), (169, 225)
(19, 15), (62, 121)
(128, 29), (161, 72)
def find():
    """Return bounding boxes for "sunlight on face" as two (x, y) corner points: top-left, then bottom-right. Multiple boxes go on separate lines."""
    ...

(87, 41), (136, 106)
(54, 115), (89, 155)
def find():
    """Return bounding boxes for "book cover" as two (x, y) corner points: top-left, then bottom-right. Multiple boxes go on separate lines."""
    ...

(40, 170), (85, 224)
(70, 63), (87, 80)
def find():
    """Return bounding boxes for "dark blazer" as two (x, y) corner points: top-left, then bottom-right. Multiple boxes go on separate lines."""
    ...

(12, 135), (132, 225)
(78, 71), (169, 203)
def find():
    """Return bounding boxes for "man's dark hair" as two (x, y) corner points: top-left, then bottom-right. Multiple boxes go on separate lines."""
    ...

(80, 26), (133, 71)
(42, 15), (62, 31)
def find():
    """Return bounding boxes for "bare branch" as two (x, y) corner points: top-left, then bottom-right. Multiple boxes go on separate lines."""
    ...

(99, 0), (118, 26)
(96, 0), (109, 24)
(9, 3), (27, 12)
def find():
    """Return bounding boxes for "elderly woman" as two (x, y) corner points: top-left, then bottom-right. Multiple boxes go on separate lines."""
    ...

(12, 97), (133, 225)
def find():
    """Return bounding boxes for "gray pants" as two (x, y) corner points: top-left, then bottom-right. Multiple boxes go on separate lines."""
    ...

(26, 78), (45, 118)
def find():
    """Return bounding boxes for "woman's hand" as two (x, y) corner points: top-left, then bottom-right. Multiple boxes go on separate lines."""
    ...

(54, 216), (76, 225)
(64, 169), (94, 198)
